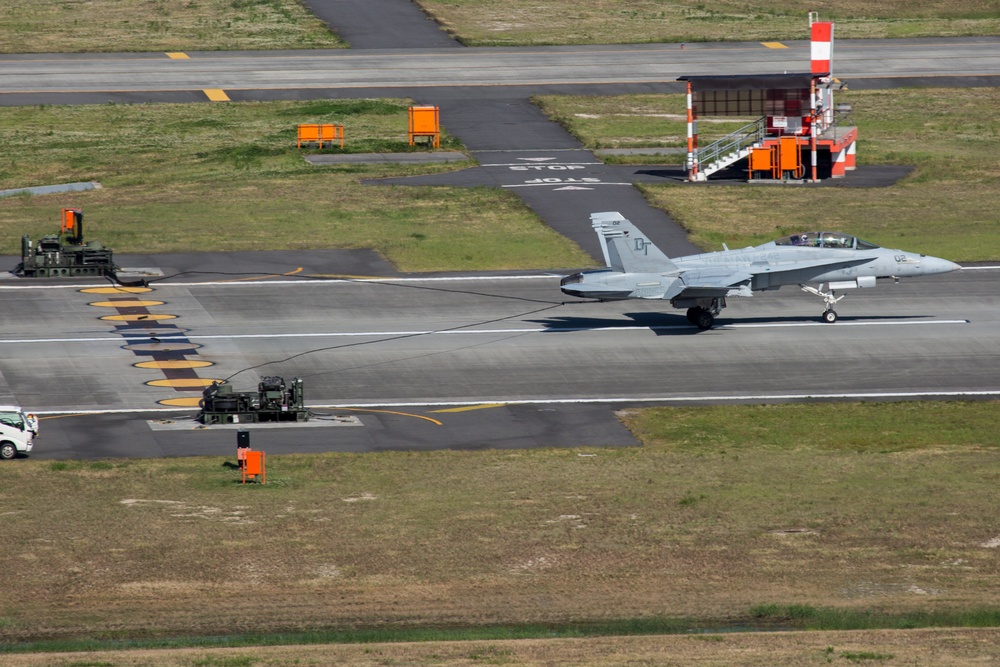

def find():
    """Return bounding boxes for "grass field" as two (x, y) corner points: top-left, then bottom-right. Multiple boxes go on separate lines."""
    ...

(5, 629), (1000, 666)
(419, 0), (1000, 45)
(0, 0), (344, 53)
(2, 401), (1000, 664)
(535, 87), (1000, 261)
(0, 99), (592, 272)
(2, 0), (998, 53)
(2, 87), (997, 267)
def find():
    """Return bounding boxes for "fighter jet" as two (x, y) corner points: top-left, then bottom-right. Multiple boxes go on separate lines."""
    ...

(560, 212), (961, 329)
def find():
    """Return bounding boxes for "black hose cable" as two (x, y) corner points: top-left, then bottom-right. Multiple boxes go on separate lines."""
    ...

(222, 301), (563, 384)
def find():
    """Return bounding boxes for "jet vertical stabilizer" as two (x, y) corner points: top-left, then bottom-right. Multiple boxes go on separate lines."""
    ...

(591, 212), (679, 274)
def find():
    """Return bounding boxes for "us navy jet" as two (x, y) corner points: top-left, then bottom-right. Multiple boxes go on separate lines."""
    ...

(560, 212), (961, 329)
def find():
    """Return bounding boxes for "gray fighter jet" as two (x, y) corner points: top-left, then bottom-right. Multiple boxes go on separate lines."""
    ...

(560, 212), (961, 329)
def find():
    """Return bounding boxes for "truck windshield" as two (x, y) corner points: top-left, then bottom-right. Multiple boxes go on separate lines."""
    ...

(0, 411), (25, 430)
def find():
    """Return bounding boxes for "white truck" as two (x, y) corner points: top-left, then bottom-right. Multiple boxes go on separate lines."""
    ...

(0, 405), (35, 460)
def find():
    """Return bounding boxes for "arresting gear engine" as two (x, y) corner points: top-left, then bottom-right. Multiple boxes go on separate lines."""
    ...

(14, 208), (119, 278)
(199, 376), (308, 425)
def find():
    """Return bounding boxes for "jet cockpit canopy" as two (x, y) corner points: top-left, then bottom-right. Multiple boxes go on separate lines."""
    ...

(774, 232), (879, 250)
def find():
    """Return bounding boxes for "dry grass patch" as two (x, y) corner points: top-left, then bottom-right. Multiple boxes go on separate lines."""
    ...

(419, 0), (1000, 45)
(2, 402), (1000, 642)
(3, 0), (999, 53)
(0, 0), (343, 53)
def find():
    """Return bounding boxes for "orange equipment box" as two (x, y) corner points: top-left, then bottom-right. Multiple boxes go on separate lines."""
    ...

(408, 106), (440, 148)
(779, 136), (802, 175)
(297, 123), (345, 149)
(242, 450), (266, 484)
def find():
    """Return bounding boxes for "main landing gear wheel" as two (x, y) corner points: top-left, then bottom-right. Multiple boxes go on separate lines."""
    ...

(687, 307), (714, 330)
(822, 310), (838, 323)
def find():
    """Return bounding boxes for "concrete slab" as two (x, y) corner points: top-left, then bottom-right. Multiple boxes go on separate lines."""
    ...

(147, 415), (362, 431)
(0, 181), (100, 198)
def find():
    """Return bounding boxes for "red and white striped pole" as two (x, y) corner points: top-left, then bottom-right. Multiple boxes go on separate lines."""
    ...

(810, 78), (818, 182)
(811, 19), (834, 181)
(686, 81), (698, 181)
(811, 21), (833, 76)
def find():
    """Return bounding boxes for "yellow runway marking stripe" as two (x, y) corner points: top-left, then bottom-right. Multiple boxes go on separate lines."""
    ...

(338, 407), (442, 425)
(158, 397), (204, 407)
(89, 300), (165, 308)
(166, 52), (190, 59)
(204, 88), (230, 101)
(80, 286), (152, 294)
(100, 313), (177, 322)
(222, 267), (304, 282)
(761, 42), (788, 49)
(431, 403), (506, 413)
(146, 378), (220, 388)
(135, 360), (214, 370)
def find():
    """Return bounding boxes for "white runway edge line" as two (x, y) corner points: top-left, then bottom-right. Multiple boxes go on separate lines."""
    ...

(28, 389), (1000, 416)
(0, 319), (971, 346)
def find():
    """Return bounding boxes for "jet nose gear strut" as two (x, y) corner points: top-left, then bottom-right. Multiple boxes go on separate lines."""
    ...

(800, 283), (846, 323)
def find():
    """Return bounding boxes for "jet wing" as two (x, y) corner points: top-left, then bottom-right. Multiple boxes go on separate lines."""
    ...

(678, 267), (752, 289)
(667, 267), (754, 300)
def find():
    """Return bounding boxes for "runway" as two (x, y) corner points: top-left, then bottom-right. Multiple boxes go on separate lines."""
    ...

(1, 264), (996, 458)
(2, 38), (1000, 99)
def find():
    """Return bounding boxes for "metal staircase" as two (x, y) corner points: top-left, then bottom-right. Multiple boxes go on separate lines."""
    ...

(690, 117), (767, 181)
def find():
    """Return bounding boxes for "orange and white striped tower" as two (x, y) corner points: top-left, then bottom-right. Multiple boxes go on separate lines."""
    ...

(686, 80), (698, 180)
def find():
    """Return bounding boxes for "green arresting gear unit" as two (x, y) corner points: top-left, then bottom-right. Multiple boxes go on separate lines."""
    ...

(15, 208), (118, 278)
(199, 376), (308, 425)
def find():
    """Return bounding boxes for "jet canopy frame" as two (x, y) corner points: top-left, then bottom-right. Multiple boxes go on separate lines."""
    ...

(773, 232), (880, 250)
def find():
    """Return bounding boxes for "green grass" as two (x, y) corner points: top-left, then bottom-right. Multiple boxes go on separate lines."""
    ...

(0, 99), (593, 271)
(9, 608), (1000, 655)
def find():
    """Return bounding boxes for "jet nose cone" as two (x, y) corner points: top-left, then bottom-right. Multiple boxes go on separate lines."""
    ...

(922, 256), (962, 274)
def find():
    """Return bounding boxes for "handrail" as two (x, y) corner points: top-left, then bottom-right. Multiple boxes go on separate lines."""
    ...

(692, 117), (767, 171)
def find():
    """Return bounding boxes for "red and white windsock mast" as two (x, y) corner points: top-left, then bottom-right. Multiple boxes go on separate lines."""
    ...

(810, 13), (835, 129)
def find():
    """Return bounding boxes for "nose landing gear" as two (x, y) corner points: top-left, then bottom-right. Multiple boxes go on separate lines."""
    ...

(801, 284), (844, 323)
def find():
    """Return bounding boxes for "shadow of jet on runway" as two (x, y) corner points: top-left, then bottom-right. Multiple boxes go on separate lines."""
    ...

(528, 312), (701, 335)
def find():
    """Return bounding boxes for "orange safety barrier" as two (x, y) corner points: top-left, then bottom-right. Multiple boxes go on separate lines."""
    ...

(297, 123), (345, 149)
(408, 106), (440, 148)
(242, 450), (266, 484)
